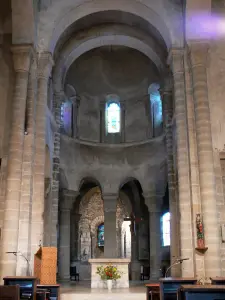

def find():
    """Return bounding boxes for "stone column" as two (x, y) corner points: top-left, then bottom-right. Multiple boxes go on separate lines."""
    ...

(16, 57), (37, 276)
(130, 223), (141, 280)
(161, 78), (180, 276)
(144, 192), (162, 280)
(71, 96), (80, 138)
(58, 190), (78, 281)
(31, 52), (53, 260)
(0, 45), (33, 279)
(50, 90), (65, 247)
(103, 193), (117, 258)
(168, 49), (195, 276)
(71, 213), (81, 261)
(189, 42), (221, 276)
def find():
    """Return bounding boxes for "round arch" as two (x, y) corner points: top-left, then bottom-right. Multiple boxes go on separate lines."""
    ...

(53, 34), (164, 93)
(38, 0), (173, 52)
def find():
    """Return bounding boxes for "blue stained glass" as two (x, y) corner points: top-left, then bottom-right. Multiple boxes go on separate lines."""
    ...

(98, 224), (104, 247)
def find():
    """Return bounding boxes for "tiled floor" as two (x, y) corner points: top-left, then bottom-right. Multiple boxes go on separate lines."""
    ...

(60, 281), (146, 300)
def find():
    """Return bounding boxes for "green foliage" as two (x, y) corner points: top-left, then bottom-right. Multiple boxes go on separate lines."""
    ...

(96, 265), (122, 280)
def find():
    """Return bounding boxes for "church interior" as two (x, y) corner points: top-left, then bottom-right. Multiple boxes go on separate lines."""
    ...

(1, 0), (225, 299)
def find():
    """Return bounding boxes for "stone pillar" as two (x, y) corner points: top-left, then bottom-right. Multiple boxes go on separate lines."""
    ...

(31, 52), (53, 260)
(50, 90), (65, 247)
(103, 193), (117, 258)
(189, 42), (221, 277)
(71, 96), (80, 138)
(71, 213), (81, 261)
(58, 190), (78, 281)
(161, 77), (180, 276)
(130, 223), (141, 280)
(144, 192), (162, 279)
(168, 49), (195, 276)
(16, 57), (37, 276)
(0, 45), (33, 279)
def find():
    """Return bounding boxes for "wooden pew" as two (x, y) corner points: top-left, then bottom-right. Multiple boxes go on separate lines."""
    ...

(145, 283), (160, 300)
(160, 277), (197, 300)
(0, 285), (20, 300)
(178, 284), (225, 300)
(210, 277), (225, 285)
(3, 276), (38, 300)
(37, 284), (60, 300)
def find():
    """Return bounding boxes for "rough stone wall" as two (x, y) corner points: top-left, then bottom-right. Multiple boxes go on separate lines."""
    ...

(65, 46), (159, 142)
(77, 188), (129, 260)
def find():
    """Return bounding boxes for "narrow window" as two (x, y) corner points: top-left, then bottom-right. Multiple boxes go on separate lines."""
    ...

(106, 95), (121, 134)
(162, 212), (170, 246)
(97, 223), (104, 247)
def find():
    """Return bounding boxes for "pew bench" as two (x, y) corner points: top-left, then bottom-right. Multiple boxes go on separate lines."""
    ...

(0, 285), (20, 300)
(145, 283), (160, 300)
(160, 278), (197, 300)
(178, 284), (225, 300)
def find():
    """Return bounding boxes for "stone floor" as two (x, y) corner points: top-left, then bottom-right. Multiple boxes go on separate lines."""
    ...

(60, 281), (146, 300)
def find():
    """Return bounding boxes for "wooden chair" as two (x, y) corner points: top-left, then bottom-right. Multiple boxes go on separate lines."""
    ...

(0, 285), (20, 300)
(70, 266), (79, 281)
(141, 266), (150, 281)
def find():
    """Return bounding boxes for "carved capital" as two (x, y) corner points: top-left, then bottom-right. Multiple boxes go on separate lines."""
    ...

(188, 42), (209, 67)
(37, 51), (54, 79)
(167, 48), (185, 74)
(60, 189), (79, 210)
(11, 44), (34, 72)
(102, 193), (117, 213)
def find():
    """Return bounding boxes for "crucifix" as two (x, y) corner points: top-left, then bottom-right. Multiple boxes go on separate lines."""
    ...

(124, 212), (143, 235)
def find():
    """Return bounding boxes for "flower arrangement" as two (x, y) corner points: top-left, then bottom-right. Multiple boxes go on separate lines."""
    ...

(96, 264), (122, 280)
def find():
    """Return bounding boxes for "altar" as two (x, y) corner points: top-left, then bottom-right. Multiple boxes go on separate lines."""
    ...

(88, 258), (131, 289)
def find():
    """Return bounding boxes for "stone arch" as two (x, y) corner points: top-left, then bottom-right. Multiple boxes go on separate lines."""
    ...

(53, 33), (164, 92)
(90, 215), (104, 235)
(38, 0), (173, 52)
(79, 177), (102, 192)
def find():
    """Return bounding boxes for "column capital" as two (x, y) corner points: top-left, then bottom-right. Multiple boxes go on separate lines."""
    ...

(167, 48), (185, 74)
(37, 51), (54, 79)
(60, 189), (79, 210)
(11, 44), (34, 72)
(102, 193), (118, 213)
(143, 192), (162, 212)
(188, 42), (209, 67)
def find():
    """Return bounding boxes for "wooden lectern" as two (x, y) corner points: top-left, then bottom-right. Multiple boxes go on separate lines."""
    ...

(34, 247), (57, 285)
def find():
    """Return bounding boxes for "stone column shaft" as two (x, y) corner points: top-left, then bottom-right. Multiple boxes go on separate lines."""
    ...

(31, 52), (53, 258)
(58, 190), (78, 280)
(145, 193), (162, 280)
(168, 49), (195, 276)
(162, 83), (181, 276)
(189, 43), (221, 276)
(16, 58), (37, 276)
(103, 194), (117, 258)
(0, 45), (33, 279)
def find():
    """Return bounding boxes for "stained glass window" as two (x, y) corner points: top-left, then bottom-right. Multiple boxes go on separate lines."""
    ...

(98, 223), (104, 247)
(162, 212), (170, 246)
(106, 102), (120, 133)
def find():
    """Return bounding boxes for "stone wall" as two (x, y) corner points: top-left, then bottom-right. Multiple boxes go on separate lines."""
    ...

(0, 34), (14, 232)
(65, 46), (160, 143)
(208, 36), (225, 273)
(60, 134), (167, 193)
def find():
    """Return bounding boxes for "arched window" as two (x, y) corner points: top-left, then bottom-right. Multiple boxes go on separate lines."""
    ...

(60, 100), (73, 137)
(162, 212), (170, 246)
(106, 95), (121, 134)
(97, 223), (104, 247)
(148, 84), (163, 137)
